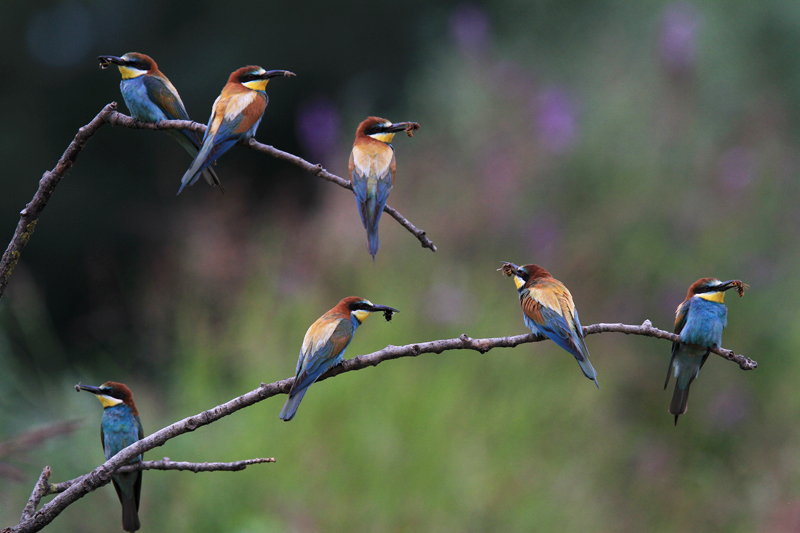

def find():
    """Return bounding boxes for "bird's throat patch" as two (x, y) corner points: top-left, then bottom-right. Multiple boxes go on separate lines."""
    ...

(698, 292), (725, 303)
(242, 79), (268, 91)
(96, 394), (123, 408)
(370, 132), (396, 143)
(118, 66), (146, 80)
(514, 275), (525, 289)
(352, 309), (371, 323)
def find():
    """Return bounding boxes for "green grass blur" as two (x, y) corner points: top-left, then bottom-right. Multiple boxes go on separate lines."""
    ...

(3, 0), (800, 531)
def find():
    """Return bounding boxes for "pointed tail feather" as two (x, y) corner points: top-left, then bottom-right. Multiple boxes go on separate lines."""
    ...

(167, 129), (225, 193)
(178, 137), (217, 194)
(365, 196), (384, 260)
(279, 388), (309, 421)
(202, 166), (224, 193)
(120, 493), (140, 532)
(112, 475), (141, 532)
(575, 355), (599, 389)
(669, 381), (691, 426)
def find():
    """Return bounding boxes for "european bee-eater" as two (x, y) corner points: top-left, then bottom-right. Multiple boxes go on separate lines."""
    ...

(98, 53), (223, 193)
(665, 277), (745, 425)
(499, 262), (599, 387)
(279, 296), (398, 421)
(349, 117), (419, 260)
(179, 65), (295, 194)
(79, 382), (143, 532)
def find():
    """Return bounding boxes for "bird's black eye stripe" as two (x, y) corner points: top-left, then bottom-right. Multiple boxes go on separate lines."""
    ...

(101, 388), (124, 399)
(350, 302), (372, 311)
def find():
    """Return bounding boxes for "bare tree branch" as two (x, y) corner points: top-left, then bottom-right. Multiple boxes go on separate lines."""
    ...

(12, 458), (274, 527)
(19, 467), (51, 523)
(116, 457), (276, 474)
(0, 104), (436, 302)
(0, 103), (117, 299)
(104, 110), (437, 252)
(5, 319), (754, 533)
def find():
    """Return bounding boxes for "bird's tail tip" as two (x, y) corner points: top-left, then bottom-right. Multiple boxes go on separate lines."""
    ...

(367, 234), (380, 260)
(279, 389), (308, 421)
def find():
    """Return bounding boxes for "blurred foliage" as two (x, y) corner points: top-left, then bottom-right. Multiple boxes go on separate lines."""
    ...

(3, 0), (800, 531)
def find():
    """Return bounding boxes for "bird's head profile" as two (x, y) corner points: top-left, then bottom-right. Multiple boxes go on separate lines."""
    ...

(338, 296), (399, 324)
(78, 381), (138, 414)
(686, 278), (746, 303)
(229, 66), (295, 91)
(356, 117), (420, 144)
(98, 53), (156, 80)
(498, 262), (552, 289)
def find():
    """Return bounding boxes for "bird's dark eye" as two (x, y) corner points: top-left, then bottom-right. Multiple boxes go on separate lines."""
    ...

(101, 387), (124, 399)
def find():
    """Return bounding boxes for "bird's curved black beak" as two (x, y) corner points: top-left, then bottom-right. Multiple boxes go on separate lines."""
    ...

(97, 55), (126, 69)
(77, 383), (103, 394)
(261, 70), (296, 79)
(498, 261), (521, 276)
(383, 122), (416, 133)
(369, 304), (399, 321)
(717, 280), (746, 296)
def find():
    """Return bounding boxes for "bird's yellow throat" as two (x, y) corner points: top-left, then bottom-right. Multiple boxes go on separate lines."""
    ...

(370, 132), (396, 143)
(118, 66), (147, 80)
(243, 79), (269, 91)
(698, 291), (725, 303)
(352, 309), (371, 323)
(95, 394), (123, 408)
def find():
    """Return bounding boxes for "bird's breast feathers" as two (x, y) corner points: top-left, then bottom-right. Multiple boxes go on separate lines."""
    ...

(302, 319), (340, 356)
(352, 144), (394, 178)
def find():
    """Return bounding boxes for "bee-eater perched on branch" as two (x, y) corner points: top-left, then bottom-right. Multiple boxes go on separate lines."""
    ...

(349, 117), (419, 260)
(666, 278), (746, 425)
(279, 296), (398, 421)
(499, 262), (599, 388)
(79, 382), (144, 532)
(178, 65), (295, 194)
(98, 53), (223, 193)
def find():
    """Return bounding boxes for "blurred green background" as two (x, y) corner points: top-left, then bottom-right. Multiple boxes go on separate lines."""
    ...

(2, 0), (800, 531)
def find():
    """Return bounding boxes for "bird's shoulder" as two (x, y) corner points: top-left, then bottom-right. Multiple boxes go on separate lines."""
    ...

(302, 315), (351, 355)
(527, 278), (573, 317)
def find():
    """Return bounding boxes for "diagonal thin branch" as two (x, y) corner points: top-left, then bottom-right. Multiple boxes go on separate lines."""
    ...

(6, 319), (754, 532)
(103, 110), (437, 251)
(0, 103), (118, 299)
(0, 104), (435, 302)
(19, 467), (50, 523)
